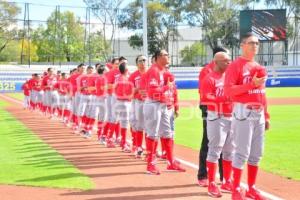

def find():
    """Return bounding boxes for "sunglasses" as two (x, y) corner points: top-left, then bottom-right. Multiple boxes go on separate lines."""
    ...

(138, 59), (147, 62)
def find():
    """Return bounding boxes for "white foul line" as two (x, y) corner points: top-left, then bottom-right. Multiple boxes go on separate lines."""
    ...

(0, 94), (284, 200)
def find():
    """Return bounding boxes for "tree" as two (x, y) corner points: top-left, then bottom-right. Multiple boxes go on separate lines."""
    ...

(118, 0), (183, 55)
(180, 41), (207, 66)
(19, 40), (39, 62)
(32, 10), (85, 62)
(0, 1), (20, 53)
(0, 41), (19, 62)
(84, 0), (124, 59)
(182, 0), (254, 51)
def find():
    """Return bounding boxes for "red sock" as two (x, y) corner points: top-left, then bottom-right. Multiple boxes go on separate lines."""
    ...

(135, 131), (144, 148)
(97, 121), (104, 139)
(162, 138), (174, 165)
(247, 164), (258, 189)
(146, 137), (156, 165)
(207, 161), (217, 183)
(88, 118), (95, 131)
(131, 128), (136, 147)
(107, 123), (116, 139)
(102, 122), (110, 137)
(120, 128), (127, 148)
(232, 167), (243, 191)
(115, 123), (120, 139)
(222, 160), (232, 183)
(85, 117), (91, 130)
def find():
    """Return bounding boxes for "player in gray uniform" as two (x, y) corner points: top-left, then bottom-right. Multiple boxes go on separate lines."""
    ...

(201, 52), (233, 198)
(69, 64), (85, 132)
(224, 33), (270, 200)
(78, 66), (94, 134)
(129, 55), (148, 158)
(114, 62), (133, 152)
(143, 49), (185, 175)
(104, 57), (120, 147)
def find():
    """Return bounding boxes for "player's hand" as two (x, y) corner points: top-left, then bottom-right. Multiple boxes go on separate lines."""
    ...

(252, 73), (266, 87)
(265, 120), (270, 131)
(167, 78), (174, 89)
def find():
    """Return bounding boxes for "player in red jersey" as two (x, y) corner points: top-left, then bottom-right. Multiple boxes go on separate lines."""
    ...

(22, 80), (30, 109)
(143, 49), (185, 175)
(201, 52), (233, 198)
(68, 64), (85, 132)
(103, 57), (120, 147)
(112, 62), (134, 152)
(197, 47), (228, 187)
(129, 55), (148, 157)
(224, 33), (270, 200)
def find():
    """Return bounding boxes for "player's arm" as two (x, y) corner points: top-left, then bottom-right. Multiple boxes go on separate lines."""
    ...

(224, 63), (256, 98)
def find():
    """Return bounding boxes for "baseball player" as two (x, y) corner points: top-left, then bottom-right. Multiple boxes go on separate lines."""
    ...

(114, 62), (134, 152)
(103, 57), (120, 147)
(68, 63), (85, 132)
(224, 32), (270, 200)
(93, 65), (108, 143)
(143, 49), (185, 175)
(201, 52), (233, 198)
(160, 68), (179, 160)
(82, 66), (101, 138)
(78, 66), (95, 136)
(27, 74), (36, 110)
(197, 47), (228, 187)
(41, 68), (58, 117)
(129, 55), (148, 158)
(54, 73), (71, 123)
(21, 80), (30, 109)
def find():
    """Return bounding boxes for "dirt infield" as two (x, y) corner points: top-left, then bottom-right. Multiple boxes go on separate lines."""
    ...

(0, 95), (300, 200)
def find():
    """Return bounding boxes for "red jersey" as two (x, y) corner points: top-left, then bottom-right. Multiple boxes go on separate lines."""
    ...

(115, 75), (134, 101)
(224, 57), (270, 120)
(95, 75), (107, 97)
(139, 73), (148, 101)
(202, 71), (232, 115)
(129, 70), (146, 101)
(87, 74), (98, 95)
(68, 73), (81, 96)
(32, 79), (42, 91)
(22, 82), (30, 96)
(42, 75), (57, 91)
(106, 68), (121, 95)
(27, 78), (35, 90)
(199, 61), (215, 104)
(54, 79), (70, 95)
(143, 64), (171, 103)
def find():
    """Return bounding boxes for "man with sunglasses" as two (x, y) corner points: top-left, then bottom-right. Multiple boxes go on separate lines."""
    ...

(224, 32), (270, 200)
(129, 55), (148, 158)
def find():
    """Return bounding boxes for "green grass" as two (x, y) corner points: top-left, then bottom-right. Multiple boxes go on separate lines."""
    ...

(174, 105), (300, 180)
(0, 101), (94, 190)
(178, 87), (300, 101)
(6, 93), (24, 101)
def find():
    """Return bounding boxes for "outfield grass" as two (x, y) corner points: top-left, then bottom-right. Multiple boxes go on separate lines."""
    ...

(6, 93), (24, 101)
(178, 87), (300, 101)
(174, 105), (300, 181)
(0, 100), (94, 190)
